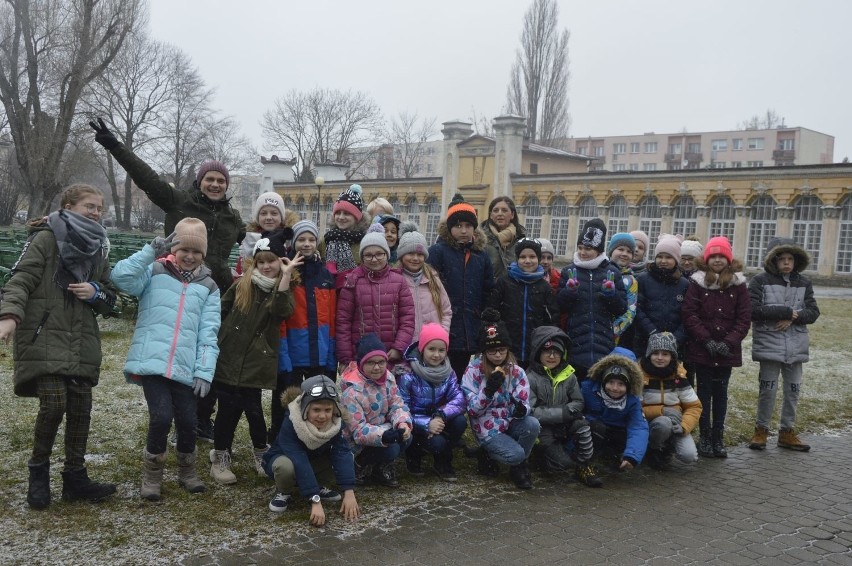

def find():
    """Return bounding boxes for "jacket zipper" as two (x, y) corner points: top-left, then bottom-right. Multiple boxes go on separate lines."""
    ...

(166, 282), (189, 378)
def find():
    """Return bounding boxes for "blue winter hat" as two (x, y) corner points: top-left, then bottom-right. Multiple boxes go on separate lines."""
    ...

(356, 333), (387, 365)
(610, 346), (637, 362)
(607, 232), (636, 256)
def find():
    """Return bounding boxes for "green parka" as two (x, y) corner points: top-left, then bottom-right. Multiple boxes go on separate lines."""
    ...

(0, 222), (115, 397)
(107, 144), (246, 293)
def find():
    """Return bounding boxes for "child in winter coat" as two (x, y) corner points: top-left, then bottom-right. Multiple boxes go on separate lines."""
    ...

(538, 238), (560, 293)
(487, 238), (558, 367)
(336, 224), (415, 368)
(427, 194), (495, 380)
(375, 214), (401, 264)
(397, 323), (467, 482)
(235, 191), (300, 277)
(640, 332), (702, 469)
(111, 218), (221, 501)
(629, 230), (650, 275)
(461, 310), (540, 490)
(526, 326), (603, 488)
(0, 184), (117, 509)
(679, 239), (704, 388)
(634, 233), (689, 360)
(269, 220), (337, 444)
(681, 236), (751, 458)
(557, 218), (627, 380)
(748, 237), (820, 452)
(341, 334), (413, 488)
(319, 184), (371, 289)
(582, 352), (648, 471)
(264, 375), (359, 526)
(607, 232), (639, 349)
(209, 231), (299, 485)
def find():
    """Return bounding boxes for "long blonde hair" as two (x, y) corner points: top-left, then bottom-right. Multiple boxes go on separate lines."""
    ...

(423, 264), (445, 321)
(233, 250), (280, 313)
(480, 350), (518, 379)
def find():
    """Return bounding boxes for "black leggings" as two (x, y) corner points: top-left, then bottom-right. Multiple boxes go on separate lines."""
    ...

(213, 383), (267, 451)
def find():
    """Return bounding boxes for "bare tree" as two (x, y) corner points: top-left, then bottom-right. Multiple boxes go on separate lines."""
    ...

(0, 140), (23, 224)
(505, 0), (571, 145)
(0, 0), (141, 216)
(468, 108), (494, 137)
(385, 111), (436, 179)
(198, 115), (259, 175)
(738, 108), (782, 131)
(261, 88), (383, 182)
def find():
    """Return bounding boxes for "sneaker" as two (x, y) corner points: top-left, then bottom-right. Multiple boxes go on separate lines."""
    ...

(319, 487), (342, 502)
(196, 419), (214, 444)
(268, 493), (290, 513)
(778, 428), (811, 452)
(209, 449), (237, 485)
(575, 464), (604, 488)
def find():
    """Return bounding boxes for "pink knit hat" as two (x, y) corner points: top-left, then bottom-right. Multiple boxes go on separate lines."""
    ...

(418, 323), (449, 353)
(704, 236), (733, 264)
(654, 233), (683, 264)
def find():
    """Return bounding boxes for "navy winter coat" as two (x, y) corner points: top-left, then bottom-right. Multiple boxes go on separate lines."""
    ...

(634, 267), (689, 357)
(487, 271), (558, 364)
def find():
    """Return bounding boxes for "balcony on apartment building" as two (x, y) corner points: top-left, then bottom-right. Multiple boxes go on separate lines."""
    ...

(665, 152), (703, 165)
(773, 149), (796, 161)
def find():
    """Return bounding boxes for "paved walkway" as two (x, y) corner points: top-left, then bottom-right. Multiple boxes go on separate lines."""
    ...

(185, 432), (852, 565)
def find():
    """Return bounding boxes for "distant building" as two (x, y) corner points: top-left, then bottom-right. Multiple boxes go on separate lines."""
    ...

(227, 174), (261, 222)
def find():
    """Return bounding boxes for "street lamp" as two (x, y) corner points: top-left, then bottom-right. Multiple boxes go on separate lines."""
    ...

(314, 176), (325, 223)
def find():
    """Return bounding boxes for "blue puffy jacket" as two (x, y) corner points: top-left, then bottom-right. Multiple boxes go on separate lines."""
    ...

(397, 343), (466, 434)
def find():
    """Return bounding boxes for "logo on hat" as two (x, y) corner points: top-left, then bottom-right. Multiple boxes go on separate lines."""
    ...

(486, 325), (497, 339)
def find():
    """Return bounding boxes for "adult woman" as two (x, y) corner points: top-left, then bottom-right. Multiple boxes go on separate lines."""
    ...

(479, 196), (526, 280)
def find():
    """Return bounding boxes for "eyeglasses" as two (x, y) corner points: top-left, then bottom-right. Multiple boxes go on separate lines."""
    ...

(82, 203), (104, 214)
(364, 359), (388, 368)
(308, 383), (338, 398)
(363, 252), (387, 261)
(541, 348), (562, 357)
(486, 347), (508, 354)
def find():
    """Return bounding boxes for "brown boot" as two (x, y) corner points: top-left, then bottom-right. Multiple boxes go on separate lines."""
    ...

(749, 426), (768, 450)
(141, 450), (166, 501)
(176, 450), (206, 493)
(778, 428), (810, 452)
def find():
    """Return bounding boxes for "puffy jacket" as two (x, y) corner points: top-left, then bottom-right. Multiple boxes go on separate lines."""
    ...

(487, 269), (558, 364)
(545, 267), (560, 293)
(0, 222), (115, 397)
(397, 345), (466, 435)
(427, 221), (495, 353)
(279, 258), (337, 373)
(107, 143), (245, 293)
(336, 264), (415, 364)
(401, 265), (452, 344)
(748, 238), (820, 364)
(640, 361), (701, 434)
(613, 267), (638, 342)
(682, 270), (751, 367)
(582, 354), (648, 466)
(111, 245), (221, 387)
(634, 267), (689, 357)
(340, 363), (412, 451)
(461, 358), (532, 443)
(479, 219), (526, 280)
(214, 281), (294, 390)
(557, 257), (627, 370)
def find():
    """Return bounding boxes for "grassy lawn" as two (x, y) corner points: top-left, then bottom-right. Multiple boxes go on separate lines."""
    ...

(0, 299), (849, 563)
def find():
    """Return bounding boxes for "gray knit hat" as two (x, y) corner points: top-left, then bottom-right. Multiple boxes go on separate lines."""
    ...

(359, 223), (390, 258)
(251, 191), (286, 224)
(538, 238), (555, 256)
(396, 221), (429, 259)
(646, 331), (678, 359)
(292, 219), (319, 242)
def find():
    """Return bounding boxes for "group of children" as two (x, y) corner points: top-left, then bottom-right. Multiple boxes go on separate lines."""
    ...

(0, 181), (820, 527)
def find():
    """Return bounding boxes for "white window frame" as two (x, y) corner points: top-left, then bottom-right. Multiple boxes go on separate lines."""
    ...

(639, 195), (662, 257)
(709, 196), (736, 245)
(747, 137), (765, 150)
(644, 142), (658, 153)
(520, 196), (542, 239)
(836, 195), (852, 273)
(747, 196), (777, 268)
(793, 195), (823, 268)
(630, 142), (641, 154)
(672, 196), (697, 238)
(549, 196), (570, 257)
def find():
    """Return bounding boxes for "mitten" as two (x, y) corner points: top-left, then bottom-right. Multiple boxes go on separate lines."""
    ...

(88, 118), (120, 150)
(512, 402), (527, 419)
(704, 340), (720, 358)
(192, 378), (210, 398)
(600, 271), (616, 296)
(662, 406), (682, 425)
(381, 428), (400, 445)
(716, 341), (731, 358)
(565, 268), (579, 291)
(671, 421), (684, 434)
(484, 369), (504, 398)
(150, 231), (181, 257)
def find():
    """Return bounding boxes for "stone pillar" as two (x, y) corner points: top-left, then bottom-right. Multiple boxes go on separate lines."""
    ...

(775, 206), (794, 237)
(440, 121), (473, 212)
(819, 206), (841, 276)
(733, 206), (751, 260)
(540, 205), (553, 240)
(627, 205), (641, 232)
(694, 206), (711, 241)
(660, 205), (674, 235)
(567, 206), (580, 256)
(492, 115), (526, 200)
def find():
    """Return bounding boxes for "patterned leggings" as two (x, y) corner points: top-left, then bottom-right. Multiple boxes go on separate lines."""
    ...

(31, 375), (93, 471)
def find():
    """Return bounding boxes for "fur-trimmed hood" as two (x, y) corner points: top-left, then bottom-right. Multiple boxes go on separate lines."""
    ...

(436, 219), (487, 251)
(690, 269), (747, 289)
(587, 354), (644, 397)
(764, 237), (810, 275)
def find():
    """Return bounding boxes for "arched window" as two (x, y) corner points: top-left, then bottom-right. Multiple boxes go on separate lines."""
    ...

(399, 196), (420, 226)
(638, 195), (662, 257)
(672, 196), (696, 238)
(295, 197), (307, 221)
(709, 196), (736, 244)
(424, 197), (441, 244)
(576, 196), (598, 241)
(549, 196), (570, 257)
(793, 195), (823, 267)
(283, 195), (293, 215)
(387, 196), (400, 216)
(837, 195), (852, 273)
(520, 196), (542, 239)
(607, 195), (629, 236)
(746, 196), (777, 268)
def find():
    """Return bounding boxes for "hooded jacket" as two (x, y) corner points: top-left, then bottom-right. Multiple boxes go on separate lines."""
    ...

(397, 343), (466, 435)
(106, 143), (245, 293)
(401, 264), (452, 344)
(748, 238), (820, 363)
(427, 221), (495, 353)
(339, 363), (413, 451)
(461, 357), (531, 443)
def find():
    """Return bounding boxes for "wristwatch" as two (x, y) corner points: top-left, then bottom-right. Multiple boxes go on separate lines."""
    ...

(310, 494), (321, 504)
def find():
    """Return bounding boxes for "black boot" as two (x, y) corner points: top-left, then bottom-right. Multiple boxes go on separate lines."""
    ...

(476, 448), (499, 477)
(712, 430), (728, 458)
(61, 468), (116, 503)
(354, 453), (372, 486)
(27, 462), (51, 510)
(372, 461), (400, 488)
(698, 429), (714, 458)
(509, 460), (533, 490)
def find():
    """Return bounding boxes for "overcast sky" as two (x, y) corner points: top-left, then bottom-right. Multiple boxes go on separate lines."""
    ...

(147, 0), (852, 161)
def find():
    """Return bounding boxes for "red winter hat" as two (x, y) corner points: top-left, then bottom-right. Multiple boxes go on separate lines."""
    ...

(704, 236), (733, 264)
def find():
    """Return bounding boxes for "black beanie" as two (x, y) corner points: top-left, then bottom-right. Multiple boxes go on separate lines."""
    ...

(480, 308), (512, 351)
(514, 238), (542, 261)
(578, 218), (607, 253)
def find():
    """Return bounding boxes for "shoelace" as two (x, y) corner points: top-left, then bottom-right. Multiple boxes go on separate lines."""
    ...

(218, 451), (232, 472)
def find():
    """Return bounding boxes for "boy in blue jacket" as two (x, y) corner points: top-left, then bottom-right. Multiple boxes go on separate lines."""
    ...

(263, 375), (359, 527)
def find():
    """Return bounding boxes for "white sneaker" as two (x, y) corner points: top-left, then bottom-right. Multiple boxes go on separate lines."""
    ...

(252, 445), (269, 477)
(268, 492), (290, 513)
(209, 449), (237, 485)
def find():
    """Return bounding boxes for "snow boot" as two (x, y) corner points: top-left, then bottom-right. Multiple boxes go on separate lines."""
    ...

(177, 450), (206, 493)
(209, 449), (237, 485)
(61, 468), (116, 503)
(141, 449), (166, 501)
(778, 428), (811, 452)
(27, 462), (51, 510)
(509, 460), (533, 490)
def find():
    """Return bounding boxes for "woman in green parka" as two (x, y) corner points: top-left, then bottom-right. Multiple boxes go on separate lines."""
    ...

(0, 184), (118, 509)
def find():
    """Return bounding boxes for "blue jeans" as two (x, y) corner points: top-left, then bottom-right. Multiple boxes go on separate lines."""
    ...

(409, 413), (467, 457)
(140, 375), (197, 454)
(482, 416), (541, 466)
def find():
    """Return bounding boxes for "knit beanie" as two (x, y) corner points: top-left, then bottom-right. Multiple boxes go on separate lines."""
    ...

(654, 233), (683, 264)
(299, 375), (341, 419)
(630, 230), (650, 253)
(704, 236), (733, 264)
(538, 238), (555, 257)
(376, 214), (401, 230)
(252, 191), (286, 224)
(359, 223), (391, 258)
(292, 219), (320, 242)
(578, 218), (607, 253)
(607, 232), (636, 256)
(173, 217), (208, 257)
(254, 229), (290, 258)
(446, 193), (478, 229)
(540, 337), (567, 354)
(418, 322), (449, 353)
(196, 160), (230, 187)
(603, 364), (632, 387)
(356, 333), (388, 373)
(645, 331), (679, 360)
(480, 308), (512, 351)
(397, 221), (429, 259)
(514, 238), (542, 261)
(333, 184), (364, 221)
(680, 239), (704, 259)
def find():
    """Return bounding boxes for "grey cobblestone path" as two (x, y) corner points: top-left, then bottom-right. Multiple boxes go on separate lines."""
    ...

(185, 432), (852, 565)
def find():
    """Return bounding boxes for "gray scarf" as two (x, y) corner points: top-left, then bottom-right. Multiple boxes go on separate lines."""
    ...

(600, 387), (627, 410)
(46, 210), (109, 290)
(251, 271), (277, 292)
(410, 354), (453, 385)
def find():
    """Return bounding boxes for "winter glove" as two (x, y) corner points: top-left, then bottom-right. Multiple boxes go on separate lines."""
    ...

(512, 401), (527, 419)
(192, 378), (210, 398)
(704, 340), (721, 358)
(381, 428), (401, 446)
(671, 421), (684, 435)
(715, 340), (731, 358)
(150, 231), (181, 257)
(89, 118), (120, 150)
(600, 271), (616, 296)
(484, 369), (504, 398)
(565, 268), (579, 291)
(662, 406), (682, 425)
(562, 406), (580, 423)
